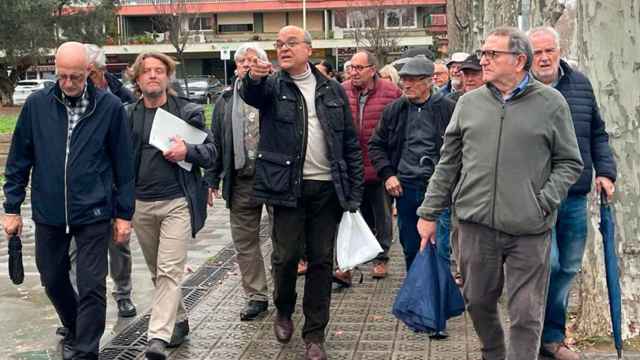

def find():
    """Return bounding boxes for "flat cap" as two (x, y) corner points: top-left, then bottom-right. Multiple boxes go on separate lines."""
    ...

(398, 55), (434, 77)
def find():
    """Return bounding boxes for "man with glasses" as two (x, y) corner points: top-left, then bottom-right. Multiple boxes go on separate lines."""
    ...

(528, 26), (617, 360)
(3, 41), (135, 360)
(432, 60), (449, 89)
(338, 50), (401, 284)
(416, 27), (583, 360)
(368, 55), (455, 280)
(86, 44), (135, 104)
(241, 25), (363, 360)
(440, 52), (469, 96)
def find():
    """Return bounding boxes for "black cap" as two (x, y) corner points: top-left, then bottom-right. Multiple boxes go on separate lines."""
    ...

(459, 54), (482, 72)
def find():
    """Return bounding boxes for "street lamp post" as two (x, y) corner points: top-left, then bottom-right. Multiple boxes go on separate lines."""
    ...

(303, 0), (307, 30)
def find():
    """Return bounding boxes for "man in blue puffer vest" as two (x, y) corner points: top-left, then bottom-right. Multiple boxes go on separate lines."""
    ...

(529, 27), (617, 360)
(2, 41), (135, 360)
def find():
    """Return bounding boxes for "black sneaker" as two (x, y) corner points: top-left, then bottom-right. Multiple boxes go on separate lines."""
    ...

(429, 330), (449, 340)
(145, 338), (167, 360)
(117, 298), (137, 318)
(167, 319), (190, 348)
(240, 300), (268, 321)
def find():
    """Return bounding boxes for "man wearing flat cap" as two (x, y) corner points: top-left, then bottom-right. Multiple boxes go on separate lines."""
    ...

(369, 55), (456, 275)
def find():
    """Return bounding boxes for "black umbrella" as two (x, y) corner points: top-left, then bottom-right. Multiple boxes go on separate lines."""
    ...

(8, 234), (24, 285)
(599, 192), (623, 359)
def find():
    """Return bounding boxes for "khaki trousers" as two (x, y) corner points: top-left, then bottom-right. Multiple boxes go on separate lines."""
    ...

(458, 221), (551, 360)
(133, 197), (190, 342)
(229, 176), (269, 302)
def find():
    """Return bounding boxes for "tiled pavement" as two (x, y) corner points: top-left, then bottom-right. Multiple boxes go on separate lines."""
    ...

(100, 223), (637, 360)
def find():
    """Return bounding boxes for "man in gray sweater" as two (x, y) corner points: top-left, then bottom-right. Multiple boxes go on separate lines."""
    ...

(417, 27), (583, 360)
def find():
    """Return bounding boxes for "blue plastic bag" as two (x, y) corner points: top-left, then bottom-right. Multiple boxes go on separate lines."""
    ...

(392, 244), (465, 332)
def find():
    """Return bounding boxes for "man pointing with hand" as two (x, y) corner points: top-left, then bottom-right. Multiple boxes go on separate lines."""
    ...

(240, 25), (363, 360)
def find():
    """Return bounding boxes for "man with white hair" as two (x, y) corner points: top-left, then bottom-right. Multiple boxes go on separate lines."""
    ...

(3, 41), (135, 360)
(529, 26), (617, 360)
(207, 43), (270, 321)
(80, 43), (137, 318)
(86, 44), (135, 104)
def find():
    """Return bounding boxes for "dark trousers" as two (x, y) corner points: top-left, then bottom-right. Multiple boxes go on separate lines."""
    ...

(360, 181), (393, 262)
(35, 221), (110, 360)
(271, 180), (342, 343)
(458, 221), (551, 360)
(396, 184), (425, 270)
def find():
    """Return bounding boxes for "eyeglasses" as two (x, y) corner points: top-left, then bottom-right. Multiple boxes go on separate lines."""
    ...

(56, 73), (85, 83)
(274, 40), (307, 50)
(349, 64), (373, 72)
(475, 49), (519, 60)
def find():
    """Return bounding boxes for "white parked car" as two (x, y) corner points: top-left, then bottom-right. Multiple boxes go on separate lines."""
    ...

(12, 79), (55, 105)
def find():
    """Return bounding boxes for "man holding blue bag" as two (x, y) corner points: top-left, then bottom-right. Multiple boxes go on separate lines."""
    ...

(417, 27), (583, 360)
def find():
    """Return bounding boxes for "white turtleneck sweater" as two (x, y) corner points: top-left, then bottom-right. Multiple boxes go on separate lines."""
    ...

(291, 66), (332, 181)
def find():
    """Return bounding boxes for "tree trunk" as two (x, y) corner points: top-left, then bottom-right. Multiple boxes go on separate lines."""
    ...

(447, 0), (518, 54)
(483, 0), (518, 32)
(529, 0), (566, 28)
(575, 0), (640, 340)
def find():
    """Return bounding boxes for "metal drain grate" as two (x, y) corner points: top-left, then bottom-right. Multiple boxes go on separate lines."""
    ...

(99, 243), (238, 358)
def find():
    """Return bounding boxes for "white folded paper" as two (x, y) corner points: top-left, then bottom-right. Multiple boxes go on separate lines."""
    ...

(149, 107), (208, 171)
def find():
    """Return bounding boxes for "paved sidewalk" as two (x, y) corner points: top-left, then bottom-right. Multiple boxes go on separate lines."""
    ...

(99, 227), (637, 360)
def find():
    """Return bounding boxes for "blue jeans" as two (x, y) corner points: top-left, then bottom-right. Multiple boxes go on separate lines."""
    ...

(396, 184), (451, 271)
(542, 194), (588, 343)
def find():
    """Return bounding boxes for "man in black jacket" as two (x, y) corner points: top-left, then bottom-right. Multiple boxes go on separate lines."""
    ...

(368, 56), (456, 273)
(242, 25), (363, 360)
(80, 43), (137, 318)
(208, 43), (271, 322)
(127, 52), (215, 360)
(3, 41), (135, 360)
(86, 44), (136, 105)
(529, 27), (617, 360)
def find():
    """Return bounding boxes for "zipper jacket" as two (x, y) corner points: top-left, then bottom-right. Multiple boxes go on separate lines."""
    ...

(3, 82), (135, 226)
(239, 63), (364, 209)
(417, 78), (583, 236)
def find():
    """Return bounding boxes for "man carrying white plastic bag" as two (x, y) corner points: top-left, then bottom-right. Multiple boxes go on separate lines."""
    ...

(336, 211), (383, 272)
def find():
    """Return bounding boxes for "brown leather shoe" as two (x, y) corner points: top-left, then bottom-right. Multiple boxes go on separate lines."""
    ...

(273, 312), (293, 343)
(333, 269), (352, 287)
(304, 342), (327, 360)
(297, 260), (308, 276)
(540, 342), (581, 360)
(371, 261), (387, 279)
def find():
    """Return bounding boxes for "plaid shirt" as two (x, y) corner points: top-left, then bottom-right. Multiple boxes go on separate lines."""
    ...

(62, 85), (90, 153)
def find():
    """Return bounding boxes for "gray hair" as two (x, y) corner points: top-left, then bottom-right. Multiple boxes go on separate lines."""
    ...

(487, 26), (534, 71)
(303, 30), (312, 45)
(527, 26), (561, 49)
(234, 43), (268, 63)
(85, 44), (107, 69)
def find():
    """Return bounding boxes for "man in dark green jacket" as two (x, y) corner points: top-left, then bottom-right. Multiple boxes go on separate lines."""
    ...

(417, 27), (583, 360)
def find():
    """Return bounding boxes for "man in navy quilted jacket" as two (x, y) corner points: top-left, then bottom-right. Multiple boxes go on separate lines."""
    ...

(529, 27), (617, 360)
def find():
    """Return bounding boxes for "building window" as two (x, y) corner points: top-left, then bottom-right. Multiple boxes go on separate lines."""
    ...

(333, 8), (416, 30)
(218, 24), (253, 33)
(348, 8), (379, 29)
(384, 8), (417, 29)
(189, 16), (213, 31)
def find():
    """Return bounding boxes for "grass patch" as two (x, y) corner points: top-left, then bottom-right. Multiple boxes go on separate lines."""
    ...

(204, 103), (213, 128)
(0, 114), (18, 134)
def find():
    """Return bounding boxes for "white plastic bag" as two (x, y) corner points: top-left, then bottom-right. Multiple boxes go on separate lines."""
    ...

(336, 211), (383, 272)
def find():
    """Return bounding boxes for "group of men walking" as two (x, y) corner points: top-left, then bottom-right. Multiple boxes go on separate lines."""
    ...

(2, 22), (616, 360)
